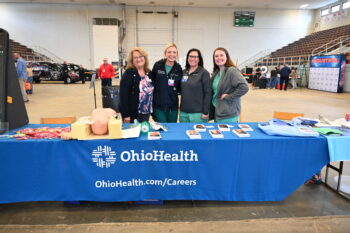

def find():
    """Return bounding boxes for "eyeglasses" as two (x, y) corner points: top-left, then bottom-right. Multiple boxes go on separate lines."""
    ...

(133, 56), (144, 60)
(189, 56), (199, 59)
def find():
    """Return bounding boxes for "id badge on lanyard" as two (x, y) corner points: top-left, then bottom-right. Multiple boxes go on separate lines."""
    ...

(182, 75), (188, 82)
(168, 78), (175, 86)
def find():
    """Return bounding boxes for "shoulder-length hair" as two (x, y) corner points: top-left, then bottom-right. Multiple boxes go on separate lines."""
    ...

(212, 47), (236, 72)
(185, 48), (204, 70)
(163, 43), (178, 59)
(126, 47), (151, 73)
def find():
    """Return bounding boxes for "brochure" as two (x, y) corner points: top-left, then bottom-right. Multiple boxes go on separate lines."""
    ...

(209, 130), (224, 138)
(218, 124), (230, 131)
(186, 130), (201, 139)
(238, 124), (253, 131)
(148, 131), (161, 140)
(233, 129), (251, 137)
(194, 124), (206, 132)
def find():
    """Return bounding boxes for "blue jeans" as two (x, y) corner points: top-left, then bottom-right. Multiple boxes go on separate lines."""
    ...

(26, 76), (33, 94)
(269, 77), (278, 88)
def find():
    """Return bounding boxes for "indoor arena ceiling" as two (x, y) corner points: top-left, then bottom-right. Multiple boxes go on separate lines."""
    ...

(0, 0), (342, 10)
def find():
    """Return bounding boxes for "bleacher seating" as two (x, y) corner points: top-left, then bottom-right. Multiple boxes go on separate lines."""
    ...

(271, 24), (350, 58)
(9, 39), (49, 62)
(256, 24), (350, 66)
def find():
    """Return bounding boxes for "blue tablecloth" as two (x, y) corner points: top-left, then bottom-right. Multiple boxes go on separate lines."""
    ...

(326, 136), (350, 162)
(0, 123), (329, 203)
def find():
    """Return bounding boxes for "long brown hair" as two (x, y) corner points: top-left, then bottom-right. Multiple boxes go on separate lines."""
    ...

(126, 47), (151, 73)
(212, 47), (236, 72)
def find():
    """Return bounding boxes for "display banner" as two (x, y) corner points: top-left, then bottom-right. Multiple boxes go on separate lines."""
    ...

(0, 123), (329, 203)
(309, 54), (346, 93)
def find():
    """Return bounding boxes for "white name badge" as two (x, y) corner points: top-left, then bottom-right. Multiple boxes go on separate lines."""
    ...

(168, 79), (175, 86)
(182, 76), (188, 82)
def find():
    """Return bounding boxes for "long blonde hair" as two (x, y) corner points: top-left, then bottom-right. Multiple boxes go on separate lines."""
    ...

(163, 43), (178, 59)
(126, 47), (150, 72)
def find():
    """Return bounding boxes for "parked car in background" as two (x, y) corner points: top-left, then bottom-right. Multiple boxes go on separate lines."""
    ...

(30, 62), (62, 83)
(30, 62), (83, 84)
(83, 69), (98, 81)
(66, 63), (81, 83)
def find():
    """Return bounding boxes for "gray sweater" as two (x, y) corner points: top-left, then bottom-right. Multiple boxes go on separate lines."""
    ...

(212, 67), (249, 120)
(180, 66), (211, 115)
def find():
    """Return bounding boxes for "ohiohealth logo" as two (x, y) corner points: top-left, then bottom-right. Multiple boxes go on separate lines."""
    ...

(92, 146), (116, 168)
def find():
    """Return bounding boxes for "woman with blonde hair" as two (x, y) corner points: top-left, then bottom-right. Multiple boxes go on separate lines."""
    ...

(119, 47), (154, 123)
(151, 43), (182, 122)
(210, 47), (249, 122)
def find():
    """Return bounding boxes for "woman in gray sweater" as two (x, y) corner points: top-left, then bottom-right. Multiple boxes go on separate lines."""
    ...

(210, 48), (249, 122)
(180, 48), (211, 123)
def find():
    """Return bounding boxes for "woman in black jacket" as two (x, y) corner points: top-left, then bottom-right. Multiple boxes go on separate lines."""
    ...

(180, 48), (211, 123)
(119, 47), (154, 123)
(151, 43), (182, 123)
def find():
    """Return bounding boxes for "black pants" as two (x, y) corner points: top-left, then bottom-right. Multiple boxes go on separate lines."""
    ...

(131, 114), (150, 123)
(280, 77), (289, 90)
(81, 74), (86, 84)
(62, 72), (69, 84)
(101, 78), (112, 87)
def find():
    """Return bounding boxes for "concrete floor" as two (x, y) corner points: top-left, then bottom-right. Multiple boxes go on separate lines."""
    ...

(1, 80), (350, 232)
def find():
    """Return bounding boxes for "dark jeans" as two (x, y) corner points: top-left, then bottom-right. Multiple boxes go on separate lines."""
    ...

(81, 75), (86, 84)
(280, 77), (289, 90)
(101, 78), (112, 87)
(62, 72), (68, 84)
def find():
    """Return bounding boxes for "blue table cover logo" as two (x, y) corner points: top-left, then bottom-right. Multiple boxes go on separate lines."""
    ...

(92, 145), (117, 168)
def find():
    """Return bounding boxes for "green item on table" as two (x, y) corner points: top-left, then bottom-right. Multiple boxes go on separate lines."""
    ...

(141, 121), (150, 133)
(313, 128), (343, 135)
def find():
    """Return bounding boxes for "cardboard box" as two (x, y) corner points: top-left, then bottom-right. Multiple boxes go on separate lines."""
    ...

(71, 116), (122, 140)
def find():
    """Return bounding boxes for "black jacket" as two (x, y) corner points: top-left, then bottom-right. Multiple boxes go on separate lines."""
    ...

(62, 64), (68, 73)
(119, 68), (153, 119)
(180, 67), (211, 115)
(151, 59), (182, 110)
(270, 69), (278, 77)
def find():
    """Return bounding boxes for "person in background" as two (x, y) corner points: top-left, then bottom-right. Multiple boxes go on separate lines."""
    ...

(290, 67), (298, 89)
(210, 48), (249, 122)
(151, 43), (182, 123)
(61, 61), (69, 84)
(79, 65), (86, 84)
(98, 58), (114, 87)
(119, 47), (154, 123)
(180, 48), (211, 123)
(279, 63), (291, 91)
(13, 53), (29, 102)
(269, 66), (279, 89)
(26, 63), (33, 94)
(255, 65), (261, 80)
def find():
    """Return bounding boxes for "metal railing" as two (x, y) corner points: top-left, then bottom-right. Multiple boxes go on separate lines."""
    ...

(312, 36), (350, 55)
(254, 35), (350, 67)
(255, 55), (310, 67)
(31, 46), (64, 63)
(238, 49), (271, 69)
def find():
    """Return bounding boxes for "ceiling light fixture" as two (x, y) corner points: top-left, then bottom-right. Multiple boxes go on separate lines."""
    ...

(300, 4), (309, 8)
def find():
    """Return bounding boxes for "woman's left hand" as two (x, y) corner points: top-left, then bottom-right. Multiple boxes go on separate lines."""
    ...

(201, 114), (209, 119)
(220, 94), (228, 100)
